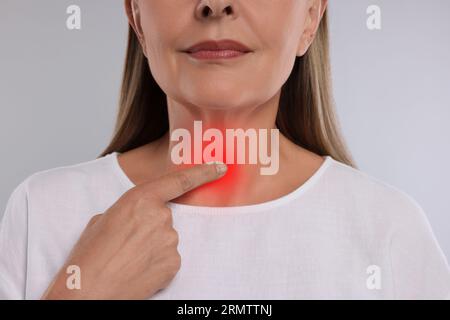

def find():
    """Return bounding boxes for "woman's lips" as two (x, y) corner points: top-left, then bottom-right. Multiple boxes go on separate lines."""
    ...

(182, 39), (253, 60)
(187, 49), (248, 60)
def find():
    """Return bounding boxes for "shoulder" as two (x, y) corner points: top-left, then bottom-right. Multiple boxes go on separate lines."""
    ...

(323, 157), (428, 225)
(15, 153), (118, 202)
(1, 154), (116, 241)
(325, 158), (450, 294)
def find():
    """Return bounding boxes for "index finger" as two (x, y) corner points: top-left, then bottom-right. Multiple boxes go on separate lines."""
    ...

(141, 161), (228, 202)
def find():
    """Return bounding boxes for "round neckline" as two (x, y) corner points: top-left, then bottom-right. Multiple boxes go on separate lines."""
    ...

(108, 151), (334, 215)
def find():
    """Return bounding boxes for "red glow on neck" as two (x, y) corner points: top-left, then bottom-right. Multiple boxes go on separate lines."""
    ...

(170, 121), (252, 202)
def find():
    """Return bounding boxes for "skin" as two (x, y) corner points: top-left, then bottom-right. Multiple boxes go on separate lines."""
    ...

(43, 0), (328, 299)
(123, 0), (328, 206)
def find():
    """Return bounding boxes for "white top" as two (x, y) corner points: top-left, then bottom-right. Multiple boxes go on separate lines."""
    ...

(0, 152), (449, 300)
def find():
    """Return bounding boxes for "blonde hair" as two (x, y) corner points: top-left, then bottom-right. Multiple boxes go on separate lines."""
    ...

(99, 10), (356, 168)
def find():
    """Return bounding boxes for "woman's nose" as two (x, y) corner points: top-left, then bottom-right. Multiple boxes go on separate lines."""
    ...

(195, 0), (237, 20)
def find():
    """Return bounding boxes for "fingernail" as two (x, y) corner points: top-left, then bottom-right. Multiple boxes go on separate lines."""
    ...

(206, 161), (228, 175)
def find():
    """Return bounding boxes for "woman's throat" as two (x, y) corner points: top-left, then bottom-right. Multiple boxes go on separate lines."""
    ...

(169, 120), (280, 176)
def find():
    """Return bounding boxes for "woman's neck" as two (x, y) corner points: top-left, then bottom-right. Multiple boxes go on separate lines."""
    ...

(118, 91), (325, 207)
(140, 93), (324, 207)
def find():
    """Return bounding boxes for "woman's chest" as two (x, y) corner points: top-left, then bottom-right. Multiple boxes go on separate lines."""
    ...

(150, 216), (393, 299)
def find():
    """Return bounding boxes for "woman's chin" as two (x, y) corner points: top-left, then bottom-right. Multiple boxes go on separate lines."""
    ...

(187, 99), (248, 111)
(182, 88), (256, 110)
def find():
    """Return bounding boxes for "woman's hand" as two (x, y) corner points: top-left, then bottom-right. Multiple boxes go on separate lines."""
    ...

(41, 162), (227, 300)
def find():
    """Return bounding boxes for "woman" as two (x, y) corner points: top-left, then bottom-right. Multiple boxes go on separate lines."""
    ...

(0, 0), (449, 299)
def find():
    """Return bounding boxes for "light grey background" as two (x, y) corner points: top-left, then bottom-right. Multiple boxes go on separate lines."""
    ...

(1, 1), (449, 257)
